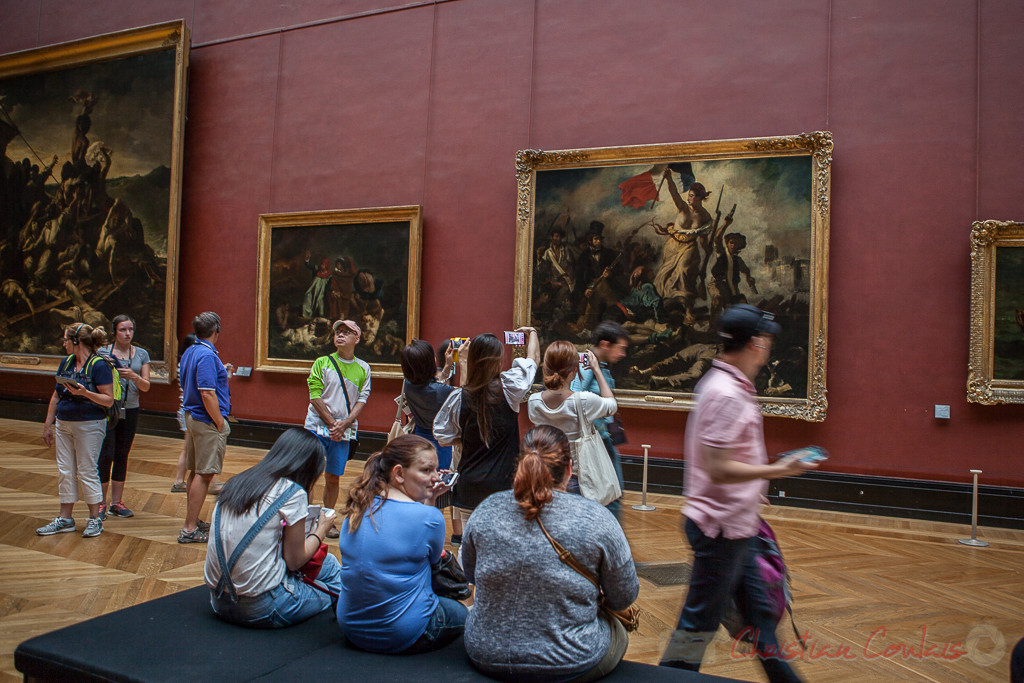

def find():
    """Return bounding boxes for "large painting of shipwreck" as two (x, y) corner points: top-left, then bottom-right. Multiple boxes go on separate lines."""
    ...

(0, 21), (189, 382)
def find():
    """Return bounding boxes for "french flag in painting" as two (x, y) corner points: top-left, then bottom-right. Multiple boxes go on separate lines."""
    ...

(617, 162), (695, 208)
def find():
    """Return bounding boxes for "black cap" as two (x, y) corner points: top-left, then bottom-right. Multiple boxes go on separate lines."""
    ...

(717, 304), (781, 346)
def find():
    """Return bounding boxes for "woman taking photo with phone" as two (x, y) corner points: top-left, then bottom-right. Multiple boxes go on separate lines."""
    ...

(400, 339), (460, 539)
(461, 425), (638, 681)
(205, 428), (341, 628)
(38, 323), (115, 539)
(400, 339), (456, 469)
(336, 434), (465, 654)
(433, 328), (539, 525)
(96, 314), (151, 519)
(527, 341), (617, 500)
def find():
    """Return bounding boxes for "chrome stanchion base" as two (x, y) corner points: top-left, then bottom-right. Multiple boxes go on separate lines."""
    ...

(958, 538), (990, 547)
(631, 504), (656, 511)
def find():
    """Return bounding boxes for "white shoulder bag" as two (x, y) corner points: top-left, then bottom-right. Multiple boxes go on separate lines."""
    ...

(387, 392), (415, 443)
(571, 393), (621, 506)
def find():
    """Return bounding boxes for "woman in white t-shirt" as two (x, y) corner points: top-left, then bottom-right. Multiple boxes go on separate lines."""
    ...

(205, 428), (341, 628)
(527, 341), (616, 498)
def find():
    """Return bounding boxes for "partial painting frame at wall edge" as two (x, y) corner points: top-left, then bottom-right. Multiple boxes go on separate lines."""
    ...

(0, 20), (190, 383)
(968, 219), (1024, 405)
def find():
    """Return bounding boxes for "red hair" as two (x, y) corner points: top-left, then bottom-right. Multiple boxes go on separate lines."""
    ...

(513, 425), (571, 521)
(542, 340), (577, 390)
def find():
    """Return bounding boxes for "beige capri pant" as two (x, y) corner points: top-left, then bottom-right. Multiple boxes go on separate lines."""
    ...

(55, 418), (107, 505)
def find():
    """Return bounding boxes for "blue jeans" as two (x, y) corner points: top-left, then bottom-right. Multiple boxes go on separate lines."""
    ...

(210, 554), (343, 628)
(413, 424), (453, 470)
(662, 518), (801, 682)
(403, 596), (468, 654)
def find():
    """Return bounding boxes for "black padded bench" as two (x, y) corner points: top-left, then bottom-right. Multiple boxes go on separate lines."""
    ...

(16, 586), (735, 682)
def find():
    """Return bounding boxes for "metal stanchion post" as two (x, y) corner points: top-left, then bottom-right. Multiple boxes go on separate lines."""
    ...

(631, 443), (656, 511)
(958, 469), (989, 547)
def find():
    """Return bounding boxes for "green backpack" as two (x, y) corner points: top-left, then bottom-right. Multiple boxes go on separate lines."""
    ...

(64, 354), (127, 425)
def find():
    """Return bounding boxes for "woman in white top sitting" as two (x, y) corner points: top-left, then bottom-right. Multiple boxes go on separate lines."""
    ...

(527, 340), (616, 498)
(205, 428), (341, 628)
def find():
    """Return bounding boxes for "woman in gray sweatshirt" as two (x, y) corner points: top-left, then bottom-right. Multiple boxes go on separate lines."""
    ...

(461, 425), (639, 681)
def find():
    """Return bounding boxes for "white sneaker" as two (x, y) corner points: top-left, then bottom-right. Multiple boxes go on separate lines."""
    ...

(36, 517), (76, 535)
(82, 517), (103, 538)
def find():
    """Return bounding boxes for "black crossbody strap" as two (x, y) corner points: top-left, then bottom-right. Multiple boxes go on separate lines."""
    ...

(327, 355), (353, 416)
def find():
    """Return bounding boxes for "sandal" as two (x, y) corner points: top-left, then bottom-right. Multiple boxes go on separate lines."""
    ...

(209, 482), (224, 495)
(177, 527), (209, 544)
(197, 519), (210, 533)
(170, 482), (187, 493)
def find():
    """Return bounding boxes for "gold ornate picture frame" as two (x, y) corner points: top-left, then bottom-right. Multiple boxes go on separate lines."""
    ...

(0, 21), (189, 383)
(514, 133), (831, 421)
(968, 220), (1024, 404)
(255, 206), (422, 379)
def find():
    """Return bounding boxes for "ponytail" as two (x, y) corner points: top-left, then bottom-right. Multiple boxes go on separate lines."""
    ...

(542, 340), (577, 390)
(89, 326), (109, 350)
(513, 425), (571, 521)
(64, 323), (107, 353)
(342, 434), (433, 533)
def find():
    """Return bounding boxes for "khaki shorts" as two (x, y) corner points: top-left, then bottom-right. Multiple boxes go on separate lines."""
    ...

(184, 412), (229, 474)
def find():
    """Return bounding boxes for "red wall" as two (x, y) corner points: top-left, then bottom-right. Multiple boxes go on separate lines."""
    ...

(4, 0), (1023, 487)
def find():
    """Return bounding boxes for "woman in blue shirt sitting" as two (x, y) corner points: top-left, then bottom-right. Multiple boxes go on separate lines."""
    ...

(337, 434), (467, 653)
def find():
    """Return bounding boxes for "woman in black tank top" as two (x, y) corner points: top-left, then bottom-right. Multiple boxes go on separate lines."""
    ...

(448, 331), (539, 510)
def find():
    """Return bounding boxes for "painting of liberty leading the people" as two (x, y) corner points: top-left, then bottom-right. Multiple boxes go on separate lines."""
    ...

(263, 217), (415, 368)
(0, 47), (181, 377)
(527, 152), (820, 400)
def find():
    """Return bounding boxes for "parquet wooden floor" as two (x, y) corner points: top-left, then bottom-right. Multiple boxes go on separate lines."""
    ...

(1, 417), (1021, 682)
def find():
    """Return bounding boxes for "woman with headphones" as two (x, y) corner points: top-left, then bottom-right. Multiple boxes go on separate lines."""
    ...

(97, 314), (151, 520)
(39, 323), (115, 539)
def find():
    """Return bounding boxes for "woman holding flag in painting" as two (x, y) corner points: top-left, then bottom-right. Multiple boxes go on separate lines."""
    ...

(650, 167), (713, 325)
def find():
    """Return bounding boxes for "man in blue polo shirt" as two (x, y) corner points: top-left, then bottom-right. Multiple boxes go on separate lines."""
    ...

(178, 311), (231, 543)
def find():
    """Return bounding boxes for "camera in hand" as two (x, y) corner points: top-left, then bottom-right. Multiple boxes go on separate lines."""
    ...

(504, 331), (525, 345)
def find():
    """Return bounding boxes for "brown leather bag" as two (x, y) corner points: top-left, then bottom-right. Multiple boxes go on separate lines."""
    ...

(536, 518), (640, 632)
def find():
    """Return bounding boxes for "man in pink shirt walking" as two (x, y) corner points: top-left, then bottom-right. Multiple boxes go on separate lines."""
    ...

(659, 304), (816, 682)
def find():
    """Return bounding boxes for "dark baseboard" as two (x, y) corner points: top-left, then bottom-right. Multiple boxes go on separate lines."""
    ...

(619, 455), (1024, 530)
(3, 397), (1020, 529)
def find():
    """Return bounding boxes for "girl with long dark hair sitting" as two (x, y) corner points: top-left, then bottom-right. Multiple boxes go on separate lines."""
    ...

(433, 328), (539, 527)
(462, 425), (638, 681)
(204, 428), (341, 628)
(336, 434), (466, 654)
